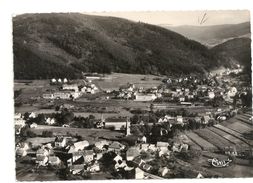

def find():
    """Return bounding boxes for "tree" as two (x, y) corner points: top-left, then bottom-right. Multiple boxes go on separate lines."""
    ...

(130, 114), (139, 124)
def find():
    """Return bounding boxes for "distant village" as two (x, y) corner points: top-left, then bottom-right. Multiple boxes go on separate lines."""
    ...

(15, 67), (253, 180)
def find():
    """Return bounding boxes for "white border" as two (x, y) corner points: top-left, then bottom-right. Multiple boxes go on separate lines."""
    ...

(0, 0), (252, 183)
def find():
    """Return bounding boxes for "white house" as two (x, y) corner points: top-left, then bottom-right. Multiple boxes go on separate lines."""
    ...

(45, 118), (56, 125)
(30, 123), (38, 128)
(208, 91), (215, 99)
(227, 87), (237, 97)
(135, 167), (144, 179)
(135, 93), (157, 101)
(51, 78), (56, 83)
(55, 136), (68, 148)
(48, 156), (61, 166)
(62, 84), (79, 92)
(68, 140), (89, 153)
(63, 78), (68, 83)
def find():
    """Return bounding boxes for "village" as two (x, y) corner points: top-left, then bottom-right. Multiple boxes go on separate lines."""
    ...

(14, 67), (253, 180)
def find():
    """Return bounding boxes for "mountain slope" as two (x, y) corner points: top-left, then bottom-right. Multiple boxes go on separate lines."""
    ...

(210, 38), (251, 73)
(13, 13), (219, 79)
(162, 22), (251, 47)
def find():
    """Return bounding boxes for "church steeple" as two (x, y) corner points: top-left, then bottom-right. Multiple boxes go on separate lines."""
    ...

(126, 117), (131, 136)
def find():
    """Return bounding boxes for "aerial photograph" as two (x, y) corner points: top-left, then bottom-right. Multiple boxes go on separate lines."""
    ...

(13, 10), (252, 181)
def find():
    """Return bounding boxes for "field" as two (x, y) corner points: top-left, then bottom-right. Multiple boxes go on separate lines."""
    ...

(25, 137), (56, 147)
(93, 73), (164, 91)
(30, 125), (123, 144)
(186, 111), (252, 153)
(186, 132), (218, 151)
(16, 156), (61, 181)
(194, 128), (233, 150)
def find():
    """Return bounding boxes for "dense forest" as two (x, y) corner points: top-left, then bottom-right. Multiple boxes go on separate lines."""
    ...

(12, 13), (224, 79)
(13, 14), (251, 80)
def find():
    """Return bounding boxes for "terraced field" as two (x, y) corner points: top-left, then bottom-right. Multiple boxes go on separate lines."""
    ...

(186, 111), (252, 152)
(186, 132), (218, 151)
(194, 128), (233, 150)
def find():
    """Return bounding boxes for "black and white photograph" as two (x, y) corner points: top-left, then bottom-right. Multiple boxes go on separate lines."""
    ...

(2, 1), (252, 181)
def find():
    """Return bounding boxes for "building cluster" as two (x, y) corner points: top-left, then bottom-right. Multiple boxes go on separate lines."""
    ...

(43, 79), (99, 100)
(15, 133), (196, 179)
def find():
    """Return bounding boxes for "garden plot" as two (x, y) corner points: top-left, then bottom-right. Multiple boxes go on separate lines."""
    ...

(194, 128), (233, 150)
(212, 125), (251, 147)
(209, 126), (245, 143)
(235, 116), (252, 126)
(186, 132), (218, 151)
(222, 119), (252, 134)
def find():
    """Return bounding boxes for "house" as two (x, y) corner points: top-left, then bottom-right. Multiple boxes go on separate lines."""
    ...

(58, 78), (62, 83)
(142, 164), (152, 171)
(158, 167), (170, 177)
(43, 93), (55, 99)
(14, 113), (26, 127)
(139, 144), (149, 152)
(179, 96), (185, 102)
(53, 92), (72, 99)
(138, 136), (147, 143)
(196, 172), (204, 178)
(227, 87), (237, 97)
(135, 167), (144, 179)
(63, 78), (68, 83)
(89, 162), (100, 172)
(51, 78), (56, 83)
(70, 151), (86, 165)
(30, 123), (37, 128)
(126, 147), (140, 161)
(157, 142), (169, 154)
(36, 148), (49, 166)
(172, 143), (181, 152)
(69, 164), (84, 175)
(113, 154), (123, 163)
(62, 84), (79, 92)
(68, 140), (89, 153)
(202, 115), (211, 124)
(16, 142), (30, 150)
(36, 155), (49, 166)
(45, 118), (56, 125)
(83, 150), (94, 163)
(157, 142), (169, 149)
(95, 153), (103, 160)
(48, 156), (61, 166)
(16, 148), (27, 157)
(135, 93), (157, 101)
(224, 146), (238, 156)
(208, 91), (215, 99)
(176, 116), (183, 124)
(29, 112), (36, 118)
(94, 140), (109, 150)
(148, 144), (157, 152)
(55, 136), (68, 148)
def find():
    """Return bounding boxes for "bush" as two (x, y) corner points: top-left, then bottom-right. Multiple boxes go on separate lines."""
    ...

(26, 130), (37, 138)
(41, 130), (53, 137)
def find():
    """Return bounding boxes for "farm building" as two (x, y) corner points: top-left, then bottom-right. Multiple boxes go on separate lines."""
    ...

(135, 93), (157, 101)
(104, 117), (128, 130)
(68, 140), (89, 153)
(62, 84), (79, 92)
(42, 93), (55, 99)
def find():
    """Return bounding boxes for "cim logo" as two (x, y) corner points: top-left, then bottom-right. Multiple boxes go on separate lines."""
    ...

(208, 158), (232, 168)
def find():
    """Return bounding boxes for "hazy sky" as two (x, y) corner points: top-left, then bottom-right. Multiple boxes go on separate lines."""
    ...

(87, 10), (250, 26)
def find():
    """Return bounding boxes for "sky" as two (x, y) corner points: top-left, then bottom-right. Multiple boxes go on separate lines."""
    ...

(87, 10), (250, 26)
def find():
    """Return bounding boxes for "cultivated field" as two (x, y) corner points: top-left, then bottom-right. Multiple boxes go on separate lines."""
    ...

(186, 111), (252, 152)
(30, 125), (123, 144)
(93, 73), (164, 91)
